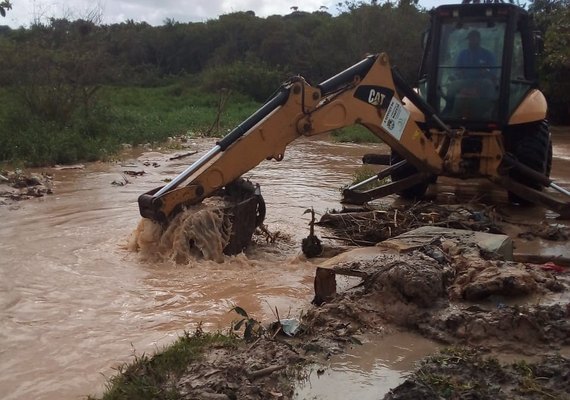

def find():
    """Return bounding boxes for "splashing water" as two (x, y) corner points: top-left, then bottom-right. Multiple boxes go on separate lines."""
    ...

(128, 198), (232, 263)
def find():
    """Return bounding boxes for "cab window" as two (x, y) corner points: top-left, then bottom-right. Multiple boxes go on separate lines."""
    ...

(436, 21), (505, 121)
(509, 30), (532, 114)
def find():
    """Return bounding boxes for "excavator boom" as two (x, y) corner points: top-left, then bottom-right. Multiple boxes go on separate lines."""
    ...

(138, 52), (570, 226)
(138, 53), (444, 223)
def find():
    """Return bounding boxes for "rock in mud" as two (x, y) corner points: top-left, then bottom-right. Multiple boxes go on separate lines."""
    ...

(383, 226), (513, 260)
(450, 257), (565, 301)
(363, 253), (446, 308)
(306, 249), (450, 348)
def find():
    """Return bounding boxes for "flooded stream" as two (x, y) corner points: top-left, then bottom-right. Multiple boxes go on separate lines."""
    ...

(1, 130), (569, 400)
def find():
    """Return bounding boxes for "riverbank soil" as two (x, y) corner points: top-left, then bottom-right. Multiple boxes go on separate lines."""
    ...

(384, 347), (570, 400)
(97, 329), (307, 400)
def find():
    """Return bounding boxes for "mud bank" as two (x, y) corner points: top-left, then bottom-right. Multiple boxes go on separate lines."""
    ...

(385, 347), (570, 400)
(306, 257), (568, 351)
(96, 329), (307, 400)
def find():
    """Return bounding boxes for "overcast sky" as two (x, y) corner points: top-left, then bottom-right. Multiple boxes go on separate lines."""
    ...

(2, 0), (447, 28)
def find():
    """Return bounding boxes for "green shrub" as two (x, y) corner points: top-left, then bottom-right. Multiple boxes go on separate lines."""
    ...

(201, 61), (288, 102)
(0, 99), (117, 166)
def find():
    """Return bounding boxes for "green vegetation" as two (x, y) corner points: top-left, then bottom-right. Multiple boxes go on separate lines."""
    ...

(530, 0), (570, 123)
(331, 125), (382, 144)
(415, 347), (504, 398)
(94, 329), (237, 400)
(102, 85), (259, 143)
(342, 165), (389, 192)
(0, 1), (428, 166)
(0, 85), (259, 166)
(351, 165), (380, 184)
(1, 0), (568, 166)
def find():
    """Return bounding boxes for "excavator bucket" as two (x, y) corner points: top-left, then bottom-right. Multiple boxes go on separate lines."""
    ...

(221, 180), (266, 255)
(138, 178), (265, 257)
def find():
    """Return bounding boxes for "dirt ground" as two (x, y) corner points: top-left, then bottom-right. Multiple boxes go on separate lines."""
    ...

(175, 336), (305, 400)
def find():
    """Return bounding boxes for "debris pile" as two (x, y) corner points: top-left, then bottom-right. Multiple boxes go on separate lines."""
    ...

(0, 170), (53, 204)
(304, 228), (569, 353)
(318, 203), (503, 245)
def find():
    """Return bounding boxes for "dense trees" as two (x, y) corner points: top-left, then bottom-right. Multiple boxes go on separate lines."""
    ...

(0, 2), (428, 94)
(1, 0), (566, 115)
(0, 0), (568, 146)
(529, 0), (570, 122)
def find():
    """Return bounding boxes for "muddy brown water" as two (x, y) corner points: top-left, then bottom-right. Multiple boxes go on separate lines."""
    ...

(1, 131), (570, 400)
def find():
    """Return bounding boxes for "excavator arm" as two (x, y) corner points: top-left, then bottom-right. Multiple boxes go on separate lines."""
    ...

(138, 53), (445, 223)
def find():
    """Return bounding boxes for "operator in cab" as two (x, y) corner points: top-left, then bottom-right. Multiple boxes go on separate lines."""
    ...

(456, 30), (496, 79)
(444, 29), (499, 119)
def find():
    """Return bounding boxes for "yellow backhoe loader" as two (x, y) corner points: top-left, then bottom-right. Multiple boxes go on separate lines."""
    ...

(138, 1), (570, 255)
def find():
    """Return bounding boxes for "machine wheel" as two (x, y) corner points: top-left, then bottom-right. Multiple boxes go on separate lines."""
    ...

(507, 120), (551, 205)
(546, 139), (553, 178)
(390, 151), (431, 199)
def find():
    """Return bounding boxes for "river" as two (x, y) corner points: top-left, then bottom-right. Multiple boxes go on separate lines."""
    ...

(1, 130), (569, 399)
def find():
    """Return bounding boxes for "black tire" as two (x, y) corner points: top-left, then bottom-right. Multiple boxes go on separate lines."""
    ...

(506, 120), (551, 205)
(546, 139), (553, 178)
(390, 151), (431, 199)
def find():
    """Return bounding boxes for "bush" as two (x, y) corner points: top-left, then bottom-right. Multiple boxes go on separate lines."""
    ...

(0, 90), (118, 165)
(201, 61), (288, 102)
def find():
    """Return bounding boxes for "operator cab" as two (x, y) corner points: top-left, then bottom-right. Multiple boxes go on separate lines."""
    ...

(418, 1), (539, 130)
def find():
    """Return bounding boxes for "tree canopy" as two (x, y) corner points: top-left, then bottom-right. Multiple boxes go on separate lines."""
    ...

(0, 0), (568, 121)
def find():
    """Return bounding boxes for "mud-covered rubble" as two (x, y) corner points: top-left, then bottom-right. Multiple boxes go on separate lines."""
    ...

(304, 238), (570, 354)
(419, 303), (570, 350)
(449, 254), (565, 301)
(0, 169), (53, 204)
(518, 222), (570, 241)
(384, 348), (570, 400)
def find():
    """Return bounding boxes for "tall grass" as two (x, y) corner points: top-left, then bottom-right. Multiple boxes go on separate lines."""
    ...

(103, 84), (260, 144)
(93, 330), (237, 400)
(0, 84), (260, 166)
(0, 82), (383, 166)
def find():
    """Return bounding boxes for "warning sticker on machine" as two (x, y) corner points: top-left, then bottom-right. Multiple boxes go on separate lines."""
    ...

(381, 97), (410, 140)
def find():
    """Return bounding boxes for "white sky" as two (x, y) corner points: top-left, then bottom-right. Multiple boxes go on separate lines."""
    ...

(1, 0), (447, 28)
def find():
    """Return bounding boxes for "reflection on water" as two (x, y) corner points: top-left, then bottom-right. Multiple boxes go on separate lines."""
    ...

(294, 332), (440, 400)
